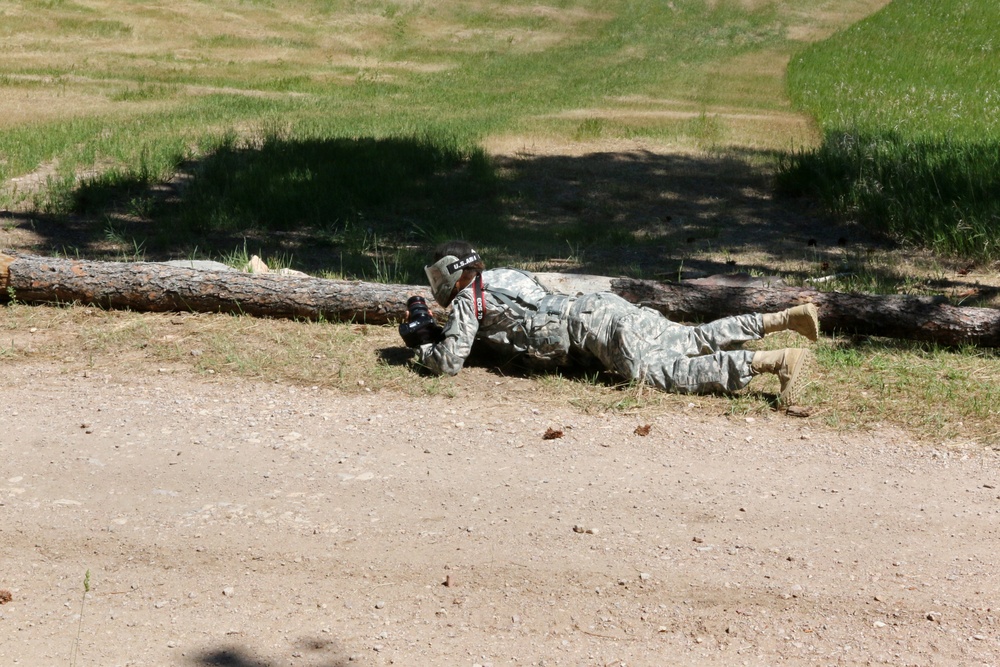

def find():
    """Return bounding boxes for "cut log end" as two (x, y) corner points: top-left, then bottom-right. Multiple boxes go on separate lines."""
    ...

(0, 253), (13, 290)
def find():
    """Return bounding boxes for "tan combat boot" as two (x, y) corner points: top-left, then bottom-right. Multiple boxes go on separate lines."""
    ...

(751, 349), (814, 406)
(762, 303), (820, 341)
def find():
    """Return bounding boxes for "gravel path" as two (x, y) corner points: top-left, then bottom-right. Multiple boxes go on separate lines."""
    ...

(2, 362), (998, 666)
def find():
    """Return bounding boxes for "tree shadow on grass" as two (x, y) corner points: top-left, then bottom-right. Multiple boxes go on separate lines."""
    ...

(6, 136), (907, 288)
(487, 145), (899, 279)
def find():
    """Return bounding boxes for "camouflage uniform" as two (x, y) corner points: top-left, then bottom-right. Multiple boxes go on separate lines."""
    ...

(417, 268), (765, 393)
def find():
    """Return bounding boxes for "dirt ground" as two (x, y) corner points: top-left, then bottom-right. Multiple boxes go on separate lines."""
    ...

(1, 354), (999, 667)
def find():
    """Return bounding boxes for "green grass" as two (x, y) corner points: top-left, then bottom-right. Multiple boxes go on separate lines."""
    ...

(175, 132), (495, 234)
(0, 0), (821, 270)
(811, 340), (1000, 442)
(780, 0), (1000, 259)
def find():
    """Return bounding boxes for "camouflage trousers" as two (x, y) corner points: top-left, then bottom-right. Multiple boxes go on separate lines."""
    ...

(566, 293), (763, 393)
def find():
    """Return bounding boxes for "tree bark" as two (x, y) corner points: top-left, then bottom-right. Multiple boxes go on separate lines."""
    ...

(0, 252), (431, 325)
(2, 253), (997, 347)
(612, 277), (1000, 348)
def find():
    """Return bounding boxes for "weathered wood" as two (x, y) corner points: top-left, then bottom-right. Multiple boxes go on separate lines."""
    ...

(612, 277), (1000, 348)
(2, 253), (997, 347)
(0, 253), (432, 324)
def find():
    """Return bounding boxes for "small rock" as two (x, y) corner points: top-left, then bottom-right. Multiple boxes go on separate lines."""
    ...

(222, 587), (235, 597)
(873, 621), (886, 628)
(926, 611), (941, 622)
(247, 255), (269, 274)
(375, 600), (385, 609)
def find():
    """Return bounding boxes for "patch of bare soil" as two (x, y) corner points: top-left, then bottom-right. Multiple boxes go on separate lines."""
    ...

(1, 362), (999, 667)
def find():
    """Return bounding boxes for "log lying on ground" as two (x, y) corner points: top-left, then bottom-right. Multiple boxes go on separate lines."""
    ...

(0, 252), (430, 325)
(613, 278), (1000, 348)
(1, 253), (997, 347)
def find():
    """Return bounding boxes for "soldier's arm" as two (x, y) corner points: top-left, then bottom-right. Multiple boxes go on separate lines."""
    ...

(415, 292), (479, 376)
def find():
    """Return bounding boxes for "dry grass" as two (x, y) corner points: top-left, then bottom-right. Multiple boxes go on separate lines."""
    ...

(0, 0), (889, 152)
(784, 0), (893, 42)
(3, 301), (997, 448)
(0, 0), (606, 130)
(2, 0), (995, 447)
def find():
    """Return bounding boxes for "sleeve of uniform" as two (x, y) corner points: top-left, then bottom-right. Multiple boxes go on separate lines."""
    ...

(415, 291), (479, 376)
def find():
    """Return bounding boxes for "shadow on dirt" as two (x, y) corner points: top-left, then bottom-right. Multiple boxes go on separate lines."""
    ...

(191, 638), (351, 667)
(3, 135), (890, 284)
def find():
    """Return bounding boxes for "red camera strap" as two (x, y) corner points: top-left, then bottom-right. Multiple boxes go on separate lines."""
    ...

(472, 273), (485, 321)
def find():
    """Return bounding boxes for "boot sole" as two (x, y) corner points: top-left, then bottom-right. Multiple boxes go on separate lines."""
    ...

(779, 350), (815, 407)
(795, 303), (820, 342)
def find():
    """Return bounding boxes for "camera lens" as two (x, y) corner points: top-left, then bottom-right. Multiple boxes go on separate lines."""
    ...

(407, 295), (430, 320)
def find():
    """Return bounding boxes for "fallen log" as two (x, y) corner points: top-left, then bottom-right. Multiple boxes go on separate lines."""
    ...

(2, 253), (997, 347)
(613, 278), (1000, 348)
(0, 252), (430, 325)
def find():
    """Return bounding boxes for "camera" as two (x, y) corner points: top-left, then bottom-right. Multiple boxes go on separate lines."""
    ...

(398, 295), (444, 348)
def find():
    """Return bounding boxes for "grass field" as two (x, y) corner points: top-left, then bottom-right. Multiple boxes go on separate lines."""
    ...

(781, 0), (1000, 260)
(1, 0), (997, 446)
(0, 0), (867, 276)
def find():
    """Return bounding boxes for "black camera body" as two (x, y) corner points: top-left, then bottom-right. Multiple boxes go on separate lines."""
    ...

(399, 296), (444, 348)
